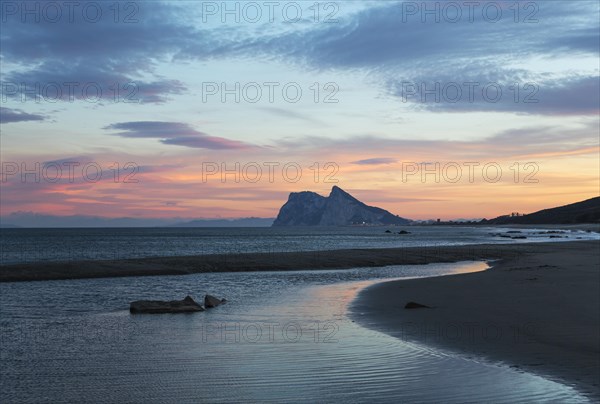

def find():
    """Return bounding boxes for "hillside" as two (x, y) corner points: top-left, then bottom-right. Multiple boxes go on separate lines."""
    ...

(484, 197), (600, 224)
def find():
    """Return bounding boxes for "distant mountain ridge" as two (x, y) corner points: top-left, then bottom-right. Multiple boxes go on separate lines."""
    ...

(171, 217), (274, 227)
(273, 186), (410, 226)
(484, 197), (600, 224)
(0, 212), (274, 228)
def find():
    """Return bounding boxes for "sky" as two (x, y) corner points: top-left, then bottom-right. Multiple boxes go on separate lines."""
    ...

(0, 0), (599, 223)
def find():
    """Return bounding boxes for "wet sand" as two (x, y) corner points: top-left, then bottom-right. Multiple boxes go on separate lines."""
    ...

(352, 240), (600, 400)
(2, 238), (598, 398)
(0, 241), (587, 283)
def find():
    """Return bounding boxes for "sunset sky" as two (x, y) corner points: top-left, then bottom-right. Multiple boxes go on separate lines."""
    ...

(1, 1), (599, 223)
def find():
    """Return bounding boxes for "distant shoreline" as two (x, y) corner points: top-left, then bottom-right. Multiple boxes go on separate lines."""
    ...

(1, 223), (598, 229)
(1, 239), (597, 283)
(351, 239), (600, 399)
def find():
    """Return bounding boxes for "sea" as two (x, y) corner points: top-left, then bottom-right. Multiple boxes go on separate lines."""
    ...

(1, 226), (598, 402)
(1, 225), (598, 265)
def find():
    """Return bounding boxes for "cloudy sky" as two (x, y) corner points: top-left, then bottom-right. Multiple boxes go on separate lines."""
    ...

(1, 0), (598, 222)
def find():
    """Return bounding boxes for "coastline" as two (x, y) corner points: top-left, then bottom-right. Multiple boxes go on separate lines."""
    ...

(351, 240), (600, 400)
(0, 240), (595, 283)
(2, 235), (598, 399)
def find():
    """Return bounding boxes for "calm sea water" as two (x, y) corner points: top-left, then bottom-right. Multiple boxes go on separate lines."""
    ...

(1, 226), (598, 265)
(1, 227), (597, 401)
(0, 261), (591, 403)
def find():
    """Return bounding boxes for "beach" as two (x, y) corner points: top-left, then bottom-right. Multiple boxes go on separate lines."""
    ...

(1, 235), (598, 401)
(2, 232), (598, 398)
(0, 234), (596, 282)
(352, 240), (600, 399)
(2, 259), (588, 402)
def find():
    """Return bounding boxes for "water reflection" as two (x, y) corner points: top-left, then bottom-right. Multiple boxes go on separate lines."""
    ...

(0, 261), (589, 403)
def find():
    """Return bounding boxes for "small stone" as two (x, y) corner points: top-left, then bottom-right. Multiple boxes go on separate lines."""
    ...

(205, 294), (227, 308)
(404, 301), (431, 309)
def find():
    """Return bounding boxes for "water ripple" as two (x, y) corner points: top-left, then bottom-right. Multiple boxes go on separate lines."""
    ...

(0, 261), (590, 403)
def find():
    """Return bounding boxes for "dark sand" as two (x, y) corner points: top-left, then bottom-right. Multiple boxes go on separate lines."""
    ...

(0, 241), (586, 282)
(2, 236), (598, 398)
(352, 240), (600, 400)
